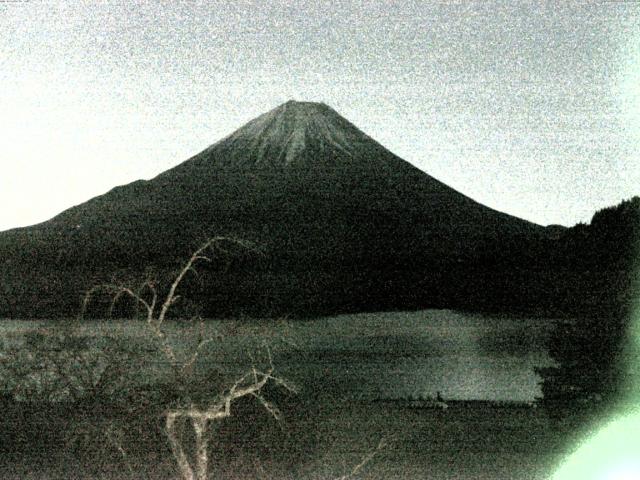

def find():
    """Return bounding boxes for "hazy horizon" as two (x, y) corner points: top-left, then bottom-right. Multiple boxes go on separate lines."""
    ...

(2, 1), (639, 231)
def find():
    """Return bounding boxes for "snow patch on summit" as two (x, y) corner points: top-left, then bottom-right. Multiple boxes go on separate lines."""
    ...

(218, 101), (363, 166)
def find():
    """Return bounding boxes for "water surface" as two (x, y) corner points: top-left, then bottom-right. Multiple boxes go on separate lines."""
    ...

(1, 309), (555, 402)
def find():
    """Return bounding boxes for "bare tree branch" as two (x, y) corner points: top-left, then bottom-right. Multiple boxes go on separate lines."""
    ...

(158, 236), (229, 325)
(166, 413), (196, 480)
(335, 437), (389, 480)
(83, 284), (154, 321)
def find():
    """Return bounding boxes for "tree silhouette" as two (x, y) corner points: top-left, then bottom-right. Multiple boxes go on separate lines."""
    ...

(83, 237), (296, 480)
(536, 197), (640, 424)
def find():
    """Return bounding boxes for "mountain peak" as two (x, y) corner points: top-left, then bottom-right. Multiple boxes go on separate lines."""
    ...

(272, 99), (335, 124)
(282, 99), (329, 109)
(211, 100), (366, 168)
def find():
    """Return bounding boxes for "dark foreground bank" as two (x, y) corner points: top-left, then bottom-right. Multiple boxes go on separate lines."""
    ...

(0, 394), (581, 480)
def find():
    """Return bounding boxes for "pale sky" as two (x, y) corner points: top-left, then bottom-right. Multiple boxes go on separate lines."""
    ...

(1, 1), (639, 231)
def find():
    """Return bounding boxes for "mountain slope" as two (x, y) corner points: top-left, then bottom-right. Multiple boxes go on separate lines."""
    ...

(0, 101), (546, 318)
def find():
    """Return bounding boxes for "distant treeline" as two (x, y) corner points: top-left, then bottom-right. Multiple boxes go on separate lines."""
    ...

(534, 197), (639, 419)
(462, 195), (639, 319)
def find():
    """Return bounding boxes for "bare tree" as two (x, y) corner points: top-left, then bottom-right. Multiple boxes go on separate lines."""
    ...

(0, 321), (153, 477)
(0, 323), (140, 404)
(82, 237), (296, 480)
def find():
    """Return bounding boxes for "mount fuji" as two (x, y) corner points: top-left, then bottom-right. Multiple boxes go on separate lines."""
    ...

(0, 101), (548, 318)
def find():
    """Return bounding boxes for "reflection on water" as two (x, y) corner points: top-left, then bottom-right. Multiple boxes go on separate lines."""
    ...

(275, 309), (555, 402)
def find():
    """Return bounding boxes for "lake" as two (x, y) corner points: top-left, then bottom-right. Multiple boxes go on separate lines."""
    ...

(271, 309), (555, 402)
